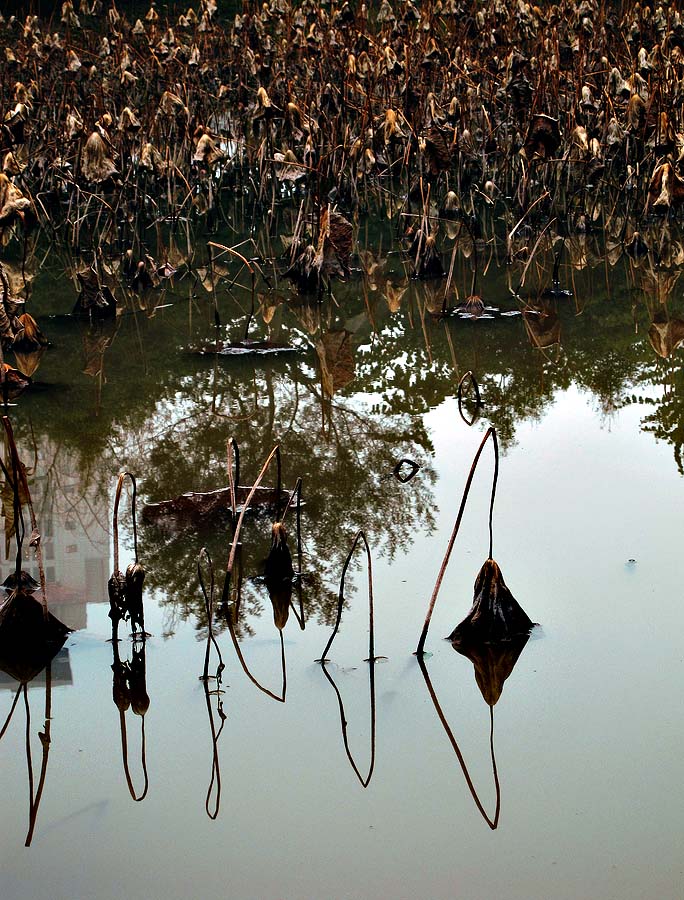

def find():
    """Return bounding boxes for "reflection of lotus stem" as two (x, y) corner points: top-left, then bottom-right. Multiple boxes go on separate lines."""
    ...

(222, 444), (282, 603)
(221, 444), (297, 701)
(119, 710), (149, 802)
(25, 661), (53, 845)
(204, 677), (226, 820)
(226, 437), (240, 523)
(226, 622), (286, 703)
(457, 370), (483, 426)
(319, 530), (376, 787)
(416, 427), (499, 655)
(418, 655), (500, 829)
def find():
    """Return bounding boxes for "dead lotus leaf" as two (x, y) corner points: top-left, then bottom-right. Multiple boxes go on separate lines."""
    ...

(645, 162), (684, 213)
(0, 174), (32, 226)
(142, 484), (292, 533)
(265, 523), (294, 631)
(424, 125), (452, 174)
(274, 149), (306, 182)
(75, 266), (117, 317)
(140, 142), (168, 177)
(315, 207), (353, 277)
(81, 131), (117, 183)
(193, 133), (224, 167)
(0, 463), (30, 555)
(523, 114), (560, 159)
(13, 313), (49, 351)
(448, 558), (534, 646)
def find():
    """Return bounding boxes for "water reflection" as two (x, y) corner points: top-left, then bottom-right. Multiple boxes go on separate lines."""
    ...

(198, 548), (226, 821)
(417, 654), (502, 830)
(111, 640), (150, 803)
(0, 652), (63, 847)
(318, 532), (378, 788)
(418, 629), (531, 830)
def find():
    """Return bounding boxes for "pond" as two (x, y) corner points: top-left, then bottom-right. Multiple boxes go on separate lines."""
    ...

(0, 216), (682, 900)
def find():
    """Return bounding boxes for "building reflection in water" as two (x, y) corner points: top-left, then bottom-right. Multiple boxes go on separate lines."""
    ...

(0, 441), (110, 632)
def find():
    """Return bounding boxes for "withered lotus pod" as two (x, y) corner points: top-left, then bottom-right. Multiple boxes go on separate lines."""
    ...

(448, 558), (533, 645)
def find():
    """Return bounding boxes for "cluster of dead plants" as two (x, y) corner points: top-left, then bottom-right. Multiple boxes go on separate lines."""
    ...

(0, 0), (681, 275)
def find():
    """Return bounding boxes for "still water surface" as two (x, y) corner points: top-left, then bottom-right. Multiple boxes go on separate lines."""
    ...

(0, 239), (682, 900)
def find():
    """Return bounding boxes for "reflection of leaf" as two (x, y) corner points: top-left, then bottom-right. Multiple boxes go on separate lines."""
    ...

(82, 320), (118, 377)
(383, 280), (407, 313)
(452, 634), (530, 706)
(0, 590), (68, 684)
(13, 349), (45, 377)
(648, 312), (684, 358)
(316, 330), (355, 397)
(523, 306), (560, 350)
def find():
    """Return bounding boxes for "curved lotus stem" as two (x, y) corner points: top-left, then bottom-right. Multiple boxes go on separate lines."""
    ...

(318, 530), (377, 787)
(457, 370), (483, 427)
(416, 426), (499, 656)
(319, 530), (374, 664)
(112, 471), (139, 573)
(198, 548), (224, 682)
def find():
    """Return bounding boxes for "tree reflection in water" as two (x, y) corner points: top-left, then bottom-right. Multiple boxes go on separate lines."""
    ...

(1, 216), (684, 642)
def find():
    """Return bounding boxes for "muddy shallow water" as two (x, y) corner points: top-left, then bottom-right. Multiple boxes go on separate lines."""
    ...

(0, 239), (682, 900)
